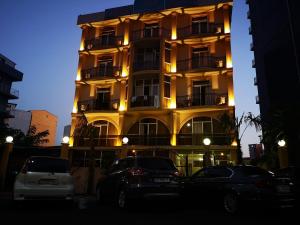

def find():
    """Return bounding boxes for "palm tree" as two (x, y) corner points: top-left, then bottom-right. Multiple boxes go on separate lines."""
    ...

(219, 112), (261, 164)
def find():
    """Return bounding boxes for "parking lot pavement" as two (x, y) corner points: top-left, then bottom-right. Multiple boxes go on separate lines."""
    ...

(0, 195), (297, 225)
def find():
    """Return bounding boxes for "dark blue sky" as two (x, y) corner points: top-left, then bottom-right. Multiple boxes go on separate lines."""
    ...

(0, 0), (259, 156)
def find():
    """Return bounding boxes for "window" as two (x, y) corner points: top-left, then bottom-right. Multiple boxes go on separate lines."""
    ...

(165, 42), (171, 63)
(164, 75), (171, 98)
(98, 57), (113, 76)
(144, 23), (159, 38)
(192, 16), (208, 34)
(101, 27), (115, 45)
(25, 157), (69, 173)
(137, 158), (176, 171)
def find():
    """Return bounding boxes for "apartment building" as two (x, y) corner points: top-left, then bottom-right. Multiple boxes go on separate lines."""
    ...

(247, 0), (300, 166)
(0, 54), (23, 126)
(71, 0), (237, 175)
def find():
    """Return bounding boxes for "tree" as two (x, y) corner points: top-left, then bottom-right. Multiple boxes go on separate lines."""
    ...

(73, 114), (98, 194)
(0, 124), (49, 146)
(219, 112), (261, 164)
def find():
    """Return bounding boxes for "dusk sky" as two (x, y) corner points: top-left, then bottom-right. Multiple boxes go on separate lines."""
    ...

(0, 0), (260, 156)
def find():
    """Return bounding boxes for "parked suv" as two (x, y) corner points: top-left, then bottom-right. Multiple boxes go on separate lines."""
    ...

(13, 156), (74, 201)
(182, 165), (295, 214)
(96, 156), (181, 208)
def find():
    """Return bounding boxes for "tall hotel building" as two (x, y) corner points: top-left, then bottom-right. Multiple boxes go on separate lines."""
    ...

(71, 0), (236, 175)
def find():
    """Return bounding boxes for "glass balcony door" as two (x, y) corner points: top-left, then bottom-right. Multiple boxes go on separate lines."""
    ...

(96, 88), (110, 110)
(192, 80), (211, 106)
(192, 17), (208, 34)
(101, 28), (115, 46)
(192, 47), (209, 69)
(98, 57), (113, 77)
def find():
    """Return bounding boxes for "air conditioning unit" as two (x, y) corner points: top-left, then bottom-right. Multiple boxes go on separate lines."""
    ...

(87, 44), (93, 50)
(80, 104), (87, 111)
(85, 73), (91, 79)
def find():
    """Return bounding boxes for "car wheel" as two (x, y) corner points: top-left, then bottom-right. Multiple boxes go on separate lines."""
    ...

(224, 193), (239, 214)
(117, 189), (128, 209)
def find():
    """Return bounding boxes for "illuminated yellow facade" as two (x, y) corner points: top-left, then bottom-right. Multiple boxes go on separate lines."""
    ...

(71, 0), (236, 175)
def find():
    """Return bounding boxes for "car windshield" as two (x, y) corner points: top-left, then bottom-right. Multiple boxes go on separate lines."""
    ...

(137, 158), (176, 171)
(26, 157), (69, 173)
(236, 166), (272, 177)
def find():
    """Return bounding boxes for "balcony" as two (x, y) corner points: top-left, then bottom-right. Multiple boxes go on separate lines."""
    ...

(81, 66), (121, 81)
(77, 99), (119, 112)
(177, 56), (226, 72)
(0, 87), (19, 99)
(132, 28), (170, 41)
(176, 93), (228, 108)
(84, 35), (123, 51)
(131, 96), (159, 108)
(177, 23), (224, 39)
(177, 133), (233, 146)
(132, 60), (160, 72)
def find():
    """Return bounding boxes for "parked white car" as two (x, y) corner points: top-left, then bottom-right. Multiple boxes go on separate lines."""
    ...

(13, 156), (74, 201)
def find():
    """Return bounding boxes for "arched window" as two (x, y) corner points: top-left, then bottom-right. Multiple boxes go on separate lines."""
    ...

(127, 118), (170, 145)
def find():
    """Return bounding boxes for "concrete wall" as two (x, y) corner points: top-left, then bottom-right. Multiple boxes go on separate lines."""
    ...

(30, 110), (58, 146)
(7, 109), (31, 134)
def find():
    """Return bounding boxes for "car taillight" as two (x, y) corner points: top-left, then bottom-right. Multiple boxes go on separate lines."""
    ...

(129, 168), (145, 176)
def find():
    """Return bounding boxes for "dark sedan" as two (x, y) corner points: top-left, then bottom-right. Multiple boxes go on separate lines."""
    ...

(182, 165), (295, 213)
(96, 156), (181, 208)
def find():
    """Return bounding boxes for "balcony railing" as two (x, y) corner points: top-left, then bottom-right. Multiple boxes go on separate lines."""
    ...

(131, 96), (159, 108)
(81, 66), (121, 80)
(133, 60), (160, 72)
(126, 135), (171, 146)
(177, 133), (233, 146)
(77, 99), (119, 112)
(74, 135), (119, 147)
(177, 56), (226, 72)
(176, 93), (228, 108)
(177, 23), (224, 39)
(132, 28), (171, 41)
(84, 35), (123, 51)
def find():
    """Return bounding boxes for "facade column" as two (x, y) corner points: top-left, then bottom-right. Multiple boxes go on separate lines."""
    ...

(223, 4), (231, 34)
(225, 37), (232, 68)
(122, 48), (129, 77)
(230, 148), (237, 165)
(119, 79), (127, 111)
(211, 75), (219, 90)
(123, 19), (130, 45)
(171, 12), (177, 40)
(170, 111), (178, 146)
(170, 75), (177, 109)
(227, 71), (235, 106)
(171, 43), (177, 73)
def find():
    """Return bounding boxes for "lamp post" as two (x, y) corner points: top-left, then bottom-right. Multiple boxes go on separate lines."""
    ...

(277, 139), (288, 168)
(60, 136), (70, 160)
(122, 137), (129, 158)
(0, 136), (14, 190)
(203, 138), (211, 168)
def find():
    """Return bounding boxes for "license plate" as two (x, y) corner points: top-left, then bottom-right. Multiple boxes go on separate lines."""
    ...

(39, 179), (58, 185)
(276, 185), (290, 193)
(154, 178), (170, 183)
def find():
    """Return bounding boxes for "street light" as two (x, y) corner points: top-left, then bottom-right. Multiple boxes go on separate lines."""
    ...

(278, 140), (286, 147)
(122, 137), (129, 145)
(203, 138), (211, 146)
(5, 136), (13, 143)
(62, 136), (70, 144)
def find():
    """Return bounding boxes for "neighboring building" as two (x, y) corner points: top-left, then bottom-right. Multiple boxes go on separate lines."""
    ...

(71, 0), (236, 175)
(248, 144), (263, 160)
(0, 54), (23, 126)
(247, 0), (300, 166)
(7, 109), (58, 146)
